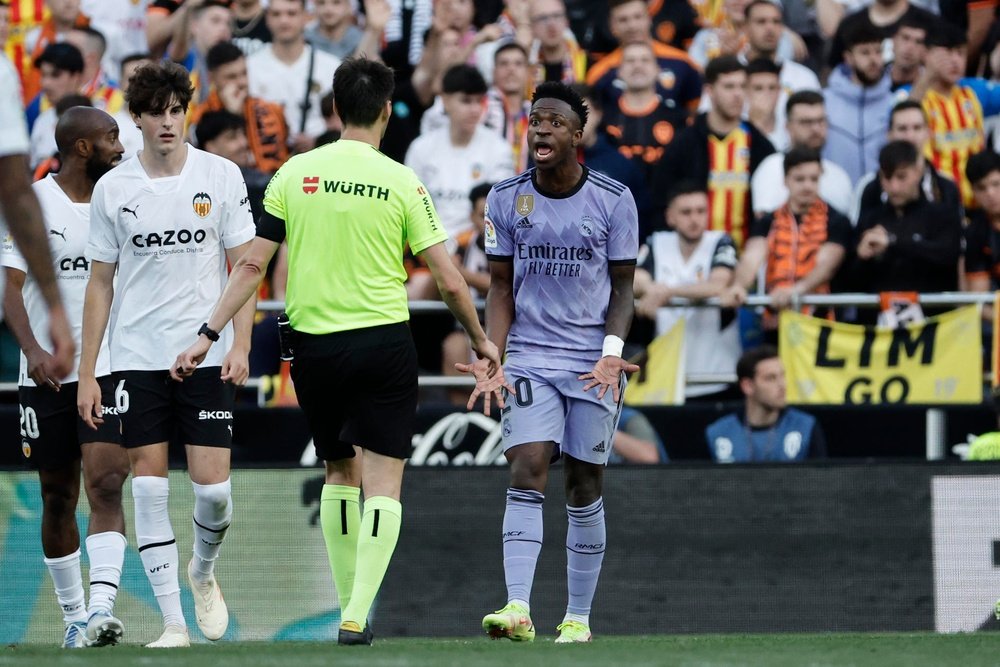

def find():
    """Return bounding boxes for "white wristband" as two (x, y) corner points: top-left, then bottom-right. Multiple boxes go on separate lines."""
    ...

(602, 335), (624, 358)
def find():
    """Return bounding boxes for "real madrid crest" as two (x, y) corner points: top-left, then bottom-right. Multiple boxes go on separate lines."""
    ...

(516, 194), (534, 216)
(192, 192), (212, 218)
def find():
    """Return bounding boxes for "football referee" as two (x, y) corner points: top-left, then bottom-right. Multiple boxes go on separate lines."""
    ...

(171, 56), (507, 646)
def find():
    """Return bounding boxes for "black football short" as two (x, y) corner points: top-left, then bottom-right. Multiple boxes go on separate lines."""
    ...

(113, 367), (235, 448)
(18, 376), (122, 470)
(290, 322), (418, 461)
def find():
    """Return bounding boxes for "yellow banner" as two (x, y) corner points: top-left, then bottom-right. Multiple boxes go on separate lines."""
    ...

(624, 319), (686, 406)
(779, 306), (982, 405)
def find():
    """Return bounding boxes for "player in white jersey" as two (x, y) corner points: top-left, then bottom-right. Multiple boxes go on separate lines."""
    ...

(78, 62), (256, 649)
(2, 107), (130, 650)
(0, 55), (75, 380)
(462, 82), (640, 644)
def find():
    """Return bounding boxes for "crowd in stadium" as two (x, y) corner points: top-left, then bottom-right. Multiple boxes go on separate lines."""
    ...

(3, 0), (999, 411)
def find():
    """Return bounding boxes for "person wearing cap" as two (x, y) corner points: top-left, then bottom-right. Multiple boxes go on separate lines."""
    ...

(27, 42), (85, 169)
(903, 22), (1000, 209)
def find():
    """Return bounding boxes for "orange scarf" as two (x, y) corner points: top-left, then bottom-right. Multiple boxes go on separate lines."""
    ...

(765, 199), (830, 293)
(192, 92), (290, 173)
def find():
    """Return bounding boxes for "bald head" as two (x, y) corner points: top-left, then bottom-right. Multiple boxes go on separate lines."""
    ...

(54, 107), (124, 183)
(55, 106), (117, 155)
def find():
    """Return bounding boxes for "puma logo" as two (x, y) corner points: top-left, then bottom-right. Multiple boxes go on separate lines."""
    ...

(48, 227), (67, 241)
(121, 204), (139, 219)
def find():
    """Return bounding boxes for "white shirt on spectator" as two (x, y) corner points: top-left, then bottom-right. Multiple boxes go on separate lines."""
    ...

(81, 0), (149, 82)
(247, 44), (340, 139)
(751, 152), (854, 216)
(404, 125), (514, 240)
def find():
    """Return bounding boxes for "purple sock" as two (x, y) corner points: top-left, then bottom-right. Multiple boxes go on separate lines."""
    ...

(566, 497), (606, 615)
(502, 488), (544, 604)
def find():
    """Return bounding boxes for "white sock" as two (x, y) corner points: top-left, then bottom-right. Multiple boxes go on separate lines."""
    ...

(133, 476), (185, 628)
(86, 531), (127, 615)
(43, 550), (87, 624)
(191, 478), (232, 582)
(563, 612), (590, 626)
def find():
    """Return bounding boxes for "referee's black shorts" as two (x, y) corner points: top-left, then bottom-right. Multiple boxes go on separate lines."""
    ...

(290, 322), (418, 461)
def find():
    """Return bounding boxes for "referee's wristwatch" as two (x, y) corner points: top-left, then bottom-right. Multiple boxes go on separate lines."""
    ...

(198, 322), (220, 342)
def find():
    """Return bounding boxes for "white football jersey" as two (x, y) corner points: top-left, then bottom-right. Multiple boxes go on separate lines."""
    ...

(86, 146), (255, 372)
(1, 175), (112, 386)
(404, 125), (514, 240)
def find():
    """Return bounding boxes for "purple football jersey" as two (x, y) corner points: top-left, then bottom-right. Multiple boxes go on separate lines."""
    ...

(485, 166), (639, 372)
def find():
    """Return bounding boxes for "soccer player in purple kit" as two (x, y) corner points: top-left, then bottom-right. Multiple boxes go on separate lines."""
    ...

(463, 81), (640, 644)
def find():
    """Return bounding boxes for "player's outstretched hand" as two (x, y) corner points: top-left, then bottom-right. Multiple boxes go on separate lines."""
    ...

(579, 356), (640, 403)
(76, 375), (104, 430)
(47, 305), (75, 380)
(170, 337), (213, 382)
(221, 346), (250, 386)
(455, 357), (514, 415)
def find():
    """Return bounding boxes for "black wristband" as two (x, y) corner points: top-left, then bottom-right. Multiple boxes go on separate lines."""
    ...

(198, 322), (220, 342)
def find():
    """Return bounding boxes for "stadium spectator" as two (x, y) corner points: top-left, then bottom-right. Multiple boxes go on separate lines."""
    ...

(827, 0), (936, 69)
(32, 93), (93, 181)
(27, 42), (84, 168)
(610, 408), (668, 463)
(441, 182), (492, 404)
(305, 0), (363, 59)
(964, 150), (1000, 297)
(175, 56), (501, 647)
(475, 80), (639, 646)
(887, 14), (927, 91)
(192, 41), (289, 173)
(79, 0), (149, 79)
(230, 0), (271, 56)
(0, 54), (76, 380)
(600, 40), (689, 186)
(528, 0), (588, 88)
(64, 27), (119, 104)
(751, 90), (854, 216)
(904, 23), (1000, 209)
(4, 0), (49, 103)
(405, 65), (514, 244)
(725, 148), (851, 327)
(706, 345), (827, 462)
(823, 22), (894, 186)
(168, 0), (232, 105)
(688, 0), (800, 69)
(114, 53), (151, 157)
(19, 0), (89, 104)
(470, 0), (534, 84)
(247, 0), (341, 151)
(744, 58), (785, 151)
(850, 100), (960, 224)
(315, 90), (343, 147)
(633, 181), (742, 400)
(1, 106), (130, 650)
(851, 140), (962, 295)
(741, 0), (819, 98)
(654, 56), (775, 250)
(649, 0), (701, 48)
(575, 84), (654, 238)
(586, 0), (702, 113)
(380, 0), (433, 73)
(483, 42), (533, 173)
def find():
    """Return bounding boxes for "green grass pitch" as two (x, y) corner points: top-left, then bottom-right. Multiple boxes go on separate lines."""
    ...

(2, 633), (999, 667)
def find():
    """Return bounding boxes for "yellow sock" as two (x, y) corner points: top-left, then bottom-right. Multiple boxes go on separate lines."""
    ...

(340, 496), (401, 628)
(320, 484), (361, 613)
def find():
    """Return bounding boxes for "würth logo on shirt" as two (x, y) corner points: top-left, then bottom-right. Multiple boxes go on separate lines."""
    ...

(192, 192), (212, 218)
(302, 176), (319, 194)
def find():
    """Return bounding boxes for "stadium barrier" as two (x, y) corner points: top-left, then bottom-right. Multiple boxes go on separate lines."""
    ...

(2, 463), (999, 644)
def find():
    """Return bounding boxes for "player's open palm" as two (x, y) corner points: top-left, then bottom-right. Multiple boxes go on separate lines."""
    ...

(77, 375), (104, 430)
(456, 340), (514, 415)
(580, 357), (640, 403)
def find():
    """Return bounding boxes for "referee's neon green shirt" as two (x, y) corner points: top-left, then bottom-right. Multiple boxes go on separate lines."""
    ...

(262, 139), (448, 334)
